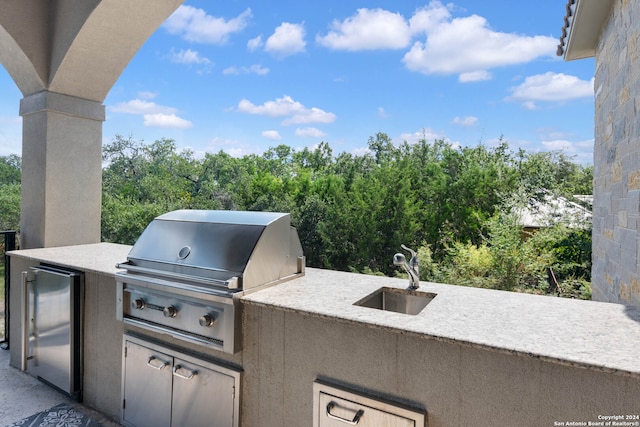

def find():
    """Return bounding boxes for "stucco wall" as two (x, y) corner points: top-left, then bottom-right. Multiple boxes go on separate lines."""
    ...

(241, 304), (640, 427)
(82, 271), (124, 419)
(592, 0), (640, 306)
(9, 255), (640, 426)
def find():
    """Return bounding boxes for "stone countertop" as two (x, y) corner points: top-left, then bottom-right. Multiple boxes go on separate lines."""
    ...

(242, 268), (640, 378)
(9, 244), (640, 378)
(8, 242), (131, 276)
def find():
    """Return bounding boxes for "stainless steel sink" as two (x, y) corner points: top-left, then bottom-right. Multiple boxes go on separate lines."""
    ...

(354, 287), (436, 315)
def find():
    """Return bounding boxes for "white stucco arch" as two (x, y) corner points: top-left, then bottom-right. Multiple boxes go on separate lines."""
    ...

(0, 0), (184, 100)
(0, 3), (47, 96)
(0, 0), (185, 248)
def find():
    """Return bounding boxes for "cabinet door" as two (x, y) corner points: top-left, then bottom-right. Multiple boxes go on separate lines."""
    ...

(123, 341), (173, 427)
(171, 357), (237, 427)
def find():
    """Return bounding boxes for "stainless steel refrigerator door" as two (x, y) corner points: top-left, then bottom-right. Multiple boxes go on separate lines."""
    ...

(23, 266), (82, 397)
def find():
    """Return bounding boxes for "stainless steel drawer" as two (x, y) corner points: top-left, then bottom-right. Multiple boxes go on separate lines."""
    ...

(313, 381), (426, 427)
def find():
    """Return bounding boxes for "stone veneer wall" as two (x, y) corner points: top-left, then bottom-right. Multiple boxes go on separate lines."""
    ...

(592, 0), (640, 306)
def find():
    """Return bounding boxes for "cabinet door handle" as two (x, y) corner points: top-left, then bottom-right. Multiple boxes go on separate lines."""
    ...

(146, 356), (169, 370)
(173, 365), (197, 380)
(326, 401), (364, 425)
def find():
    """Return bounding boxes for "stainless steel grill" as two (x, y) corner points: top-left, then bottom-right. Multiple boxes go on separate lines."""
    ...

(115, 210), (305, 354)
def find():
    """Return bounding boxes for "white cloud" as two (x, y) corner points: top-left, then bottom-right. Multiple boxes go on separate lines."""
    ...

(163, 6), (252, 44)
(109, 99), (191, 129)
(262, 130), (282, 140)
(237, 95), (336, 125)
(137, 91), (157, 100)
(313, 1), (556, 80)
(265, 23), (306, 57)
(542, 131), (572, 141)
(109, 99), (177, 115)
(511, 131), (594, 163)
(316, 8), (411, 50)
(223, 64), (269, 75)
(283, 108), (336, 125)
(459, 70), (492, 82)
(541, 139), (572, 151)
(402, 2), (557, 80)
(398, 128), (445, 145)
(143, 113), (193, 129)
(452, 116), (478, 127)
(237, 96), (303, 117)
(378, 107), (390, 118)
(539, 138), (594, 164)
(351, 146), (371, 156)
(206, 137), (262, 157)
(248, 36), (263, 51)
(508, 72), (594, 107)
(225, 147), (249, 157)
(168, 48), (211, 65)
(409, 2), (452, 35)
(295, 127), (327, 138)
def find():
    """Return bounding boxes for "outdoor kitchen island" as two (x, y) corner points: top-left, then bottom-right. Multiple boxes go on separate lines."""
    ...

(7, 243), (640, 427)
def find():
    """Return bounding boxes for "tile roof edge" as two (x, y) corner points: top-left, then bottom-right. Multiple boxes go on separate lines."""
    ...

(557, 0), (577, 57)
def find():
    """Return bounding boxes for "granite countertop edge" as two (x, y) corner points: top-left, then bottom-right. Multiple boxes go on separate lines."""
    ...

(8, 245), (640, 379)
(8, 242), (131, 276)
(242, 268), (640, 379)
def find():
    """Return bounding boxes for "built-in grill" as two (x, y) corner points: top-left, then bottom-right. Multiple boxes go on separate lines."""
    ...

(115, 210), (305, 354)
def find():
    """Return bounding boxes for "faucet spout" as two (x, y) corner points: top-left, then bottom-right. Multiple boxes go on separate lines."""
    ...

(393, 244), (420, 289)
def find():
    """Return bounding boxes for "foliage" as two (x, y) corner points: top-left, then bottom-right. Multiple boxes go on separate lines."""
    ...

(101, 194), (172, 245)
(428, 210), (592, 299)
(0, 184), (21, 232)
(1, 134), (594, 299)
(98, 133), (593, 297)
(446, 242), (495, 288)
(515, 150), (593, 200)
(0, 154), (21, 185)
(0, 155), (22, 232)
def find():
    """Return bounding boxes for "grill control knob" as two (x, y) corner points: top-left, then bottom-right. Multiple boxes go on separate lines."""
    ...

(199, 314), (216, 328)
(163, 305), (178, 318)
(132, 299), (145, 310)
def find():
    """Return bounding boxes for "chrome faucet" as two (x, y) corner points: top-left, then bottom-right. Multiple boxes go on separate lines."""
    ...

(393, 244), (420, 289)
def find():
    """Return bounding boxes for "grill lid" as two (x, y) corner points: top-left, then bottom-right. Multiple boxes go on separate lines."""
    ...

(122, 210), (304, 290)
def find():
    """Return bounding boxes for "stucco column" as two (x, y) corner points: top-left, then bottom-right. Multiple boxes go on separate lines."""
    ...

(19, 91), (105, 248)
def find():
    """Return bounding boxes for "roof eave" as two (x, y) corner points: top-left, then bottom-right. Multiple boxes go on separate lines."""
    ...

(564, 0), (614, 61)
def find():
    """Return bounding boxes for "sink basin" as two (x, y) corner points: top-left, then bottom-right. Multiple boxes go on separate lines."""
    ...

(353, 287), (436, 315)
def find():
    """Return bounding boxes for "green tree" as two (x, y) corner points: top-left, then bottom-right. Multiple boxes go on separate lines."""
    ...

(98, 133), (593, 299)
(101, 135), (198, 242)
(0, 154), (21, 231)
(0, 154), (21, 185)
(515, 150), (593, 200)
(0, 184), (20, 231)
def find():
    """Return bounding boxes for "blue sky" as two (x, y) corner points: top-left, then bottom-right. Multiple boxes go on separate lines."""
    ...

(0, 0), (595, 163)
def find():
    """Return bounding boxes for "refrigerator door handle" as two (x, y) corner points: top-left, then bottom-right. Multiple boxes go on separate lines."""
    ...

(21, 270), (32, 372)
